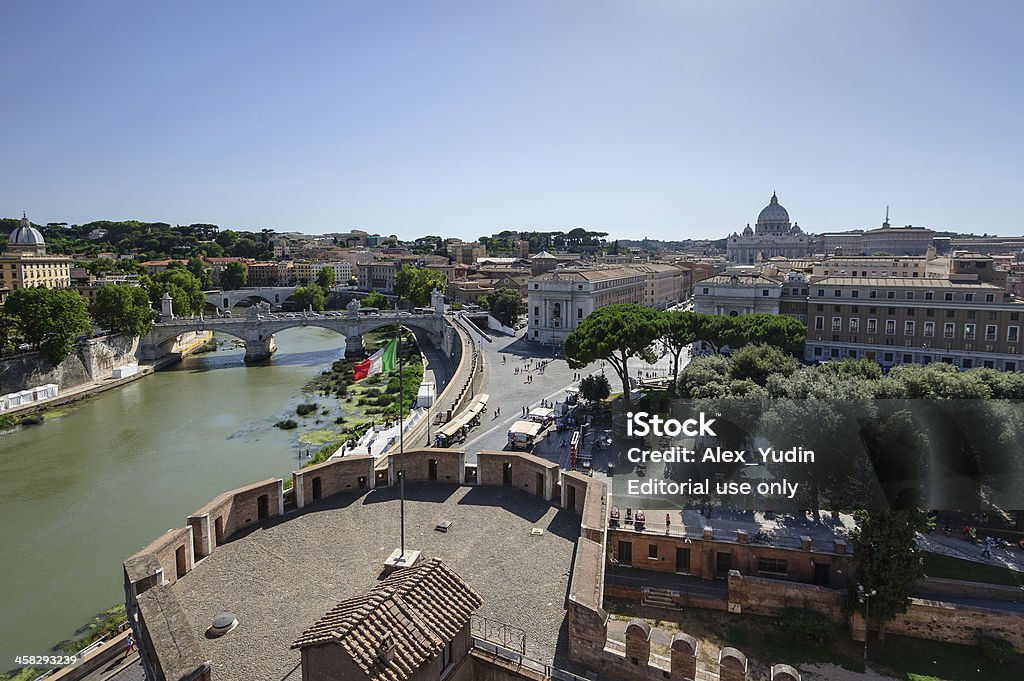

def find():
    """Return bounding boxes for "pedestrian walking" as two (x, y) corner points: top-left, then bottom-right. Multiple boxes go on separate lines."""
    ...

(126, 633), (135, 655)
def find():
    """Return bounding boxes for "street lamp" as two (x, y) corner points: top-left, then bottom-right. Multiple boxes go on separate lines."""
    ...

(857, 584), (877, 661)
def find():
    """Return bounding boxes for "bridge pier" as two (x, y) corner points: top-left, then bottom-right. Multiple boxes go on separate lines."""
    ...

(345, 334), (364, 358)
(244, 333), (277, 363)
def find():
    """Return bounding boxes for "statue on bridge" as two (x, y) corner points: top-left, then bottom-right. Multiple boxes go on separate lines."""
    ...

(347, 297), (361, 318)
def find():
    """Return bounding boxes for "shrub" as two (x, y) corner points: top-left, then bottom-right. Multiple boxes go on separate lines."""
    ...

(275, 419), (298, 430)
(778, 608), (835, 643)
(334, 416), (345, 424)
(979, 634), (1015, 663)
(20, 414), (44, 426)
(296, 403), (318, 416)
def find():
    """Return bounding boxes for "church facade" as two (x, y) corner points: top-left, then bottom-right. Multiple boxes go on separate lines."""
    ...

(726, 193), (818, 264)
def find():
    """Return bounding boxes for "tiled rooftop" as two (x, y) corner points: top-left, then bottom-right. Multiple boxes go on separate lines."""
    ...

(292, 559), (482, 681)
(170, 484), (579, 681)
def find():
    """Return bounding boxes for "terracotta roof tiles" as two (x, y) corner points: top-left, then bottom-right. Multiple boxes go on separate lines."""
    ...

(292, 558), (482, 681)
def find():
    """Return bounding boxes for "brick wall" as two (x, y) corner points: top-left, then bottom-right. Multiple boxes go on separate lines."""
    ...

(187, 479), (283, 557)
(294, 456), (374, 507)
(125, 526), (194, 588)
(608, 530), (850, 587)
(477, 451), (558, 500)
(727, 572), (844, 620)
(888, 598), (1024, 650)
(390, 448), (464, 484)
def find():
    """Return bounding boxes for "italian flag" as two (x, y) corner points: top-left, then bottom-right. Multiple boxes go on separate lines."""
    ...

(353, 338), (397, 380)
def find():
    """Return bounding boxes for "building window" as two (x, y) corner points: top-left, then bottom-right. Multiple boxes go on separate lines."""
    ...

(925, 291), (934, 300)
(852, 290), (859, 298)
(945, 292), (954, 301)
(885, 320), (896, 334)
(869, 290), (877, 299)
(817, 289), (824, 297)
(832, 317), (841, 332)
(834, 289), (842, 297)
(703, 288), (709, 295)
(648, 544), (658, 559)
(814, 316), (824, 330)
(986, 325), (997, 341)
(965, 293), (975, 302)
(986, 293), (995, 302)
(577, 308), (583, 319)
(944, 323), (955, 338)
(534, 306), (539, 316)
(905, 321), (915, 336)
(887, 291), (895, 299)
(905, 291), (914, 300)
(965, 324), (976, 339)
(762, 289), (769, 296)
(849, 318), (859, 332)
(923, 322), (935, 337)
(757, 558), (788, 575)
(1009, 327), (1020, 343)
(867, 319), (877, 333)
(442, 642), (452, 670)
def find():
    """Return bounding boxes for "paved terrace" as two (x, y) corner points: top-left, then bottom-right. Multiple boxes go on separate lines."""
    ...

(170, 483), (579, 681)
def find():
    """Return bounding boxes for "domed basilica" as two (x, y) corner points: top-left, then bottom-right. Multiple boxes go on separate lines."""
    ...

(1, 213), (72, 301)
(726, 193), (819, 264)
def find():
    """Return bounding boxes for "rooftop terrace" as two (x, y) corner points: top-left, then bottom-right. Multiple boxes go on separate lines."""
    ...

(169, 483), (579, 681)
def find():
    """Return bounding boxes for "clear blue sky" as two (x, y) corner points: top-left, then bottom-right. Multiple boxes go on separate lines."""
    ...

(2, 1), (1021, 241)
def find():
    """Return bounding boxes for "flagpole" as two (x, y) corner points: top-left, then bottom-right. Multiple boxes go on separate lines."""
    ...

(398, 324), (405, 560)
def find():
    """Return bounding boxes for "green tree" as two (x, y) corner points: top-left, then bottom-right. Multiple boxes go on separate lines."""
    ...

(847, 509), (929, 640)
(0, 310), (19, 355)
(186, 257), (213, 289)
(729, 343), (800, 386)
(661, 310), (698, 386)
(486, 287), (526, 328)
(316, 266), (336, 290)
(393, 264), (447, 307)
(94, 284), (155, 337)
(564, 304), (664, 403)
(579, 374), (611, 402)
(5, 288), (91, 365)
(362, 292), (390, 309)
(293, 285), (326, 311)
(149, 267), (205, 316)
(221, 261), (248, 290)
(732, 313), (807, 356)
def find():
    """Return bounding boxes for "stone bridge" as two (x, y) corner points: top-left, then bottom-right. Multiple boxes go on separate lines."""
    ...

(204, 287), (395, 312)
(204, 287), (300, 311)
(141, 294), (452, 363)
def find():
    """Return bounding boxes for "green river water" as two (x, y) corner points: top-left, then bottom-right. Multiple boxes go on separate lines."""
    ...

(0, 328), (348, 670)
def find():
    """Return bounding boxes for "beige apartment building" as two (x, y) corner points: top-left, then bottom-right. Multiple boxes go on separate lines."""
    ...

(806, 277), (1024, 370)
(632, 263), (686, 310)
(527, 267), (646, 344)
(1, 214), (72, 293)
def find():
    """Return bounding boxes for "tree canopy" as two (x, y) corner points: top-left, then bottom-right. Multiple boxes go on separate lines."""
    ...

(148, 265), (205, 316)
(362, 292), (390, 310)
(221, 262), (248, 290)
(94, 284), (155, 337)
(564, 304), (664, 403)
(393, 264), (447, 307)
(292, 285), (326, 311)
(5, 288), (91, 365)
(847, 509), (930, 639)
(316, 266), (336, 290)
(486, 287), (526, 328)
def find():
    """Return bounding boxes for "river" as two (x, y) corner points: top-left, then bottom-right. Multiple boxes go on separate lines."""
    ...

(0, 327), (350, 669)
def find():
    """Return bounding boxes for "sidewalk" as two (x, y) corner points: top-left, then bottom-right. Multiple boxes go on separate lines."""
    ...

(917, 532), (1024, 571)
(1, 366), (155, 419)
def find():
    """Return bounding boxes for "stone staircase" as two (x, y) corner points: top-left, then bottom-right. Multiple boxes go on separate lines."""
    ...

(641, 587), (680, 610)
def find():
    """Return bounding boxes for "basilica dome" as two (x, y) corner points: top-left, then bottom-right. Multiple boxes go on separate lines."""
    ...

(9, 213), (45, 245)
(756, 192), (790, 226)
